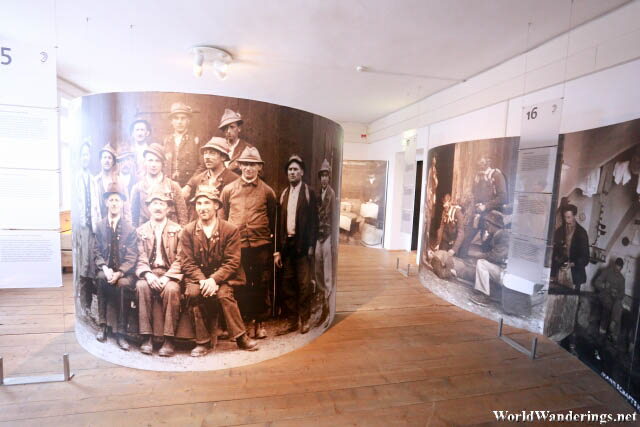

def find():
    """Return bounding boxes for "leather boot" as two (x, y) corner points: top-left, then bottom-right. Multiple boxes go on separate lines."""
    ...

(237, 333), (259, 351)
(254, 321), (267, 339)
(140, 335), (153, 354)
(117, 334), (130, 351)
(190, 343), (210, 357)
(96, 325), (107, 342)
(158, 337), (175, 357)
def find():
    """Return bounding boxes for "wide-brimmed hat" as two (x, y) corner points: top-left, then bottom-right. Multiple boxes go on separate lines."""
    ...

(169, 102), (192, 117)
(484, 210), (504, 229)
(143, 143), (166, 163)
(218, 108), (243, 129)
(237, 146), (264, 164)
(102, 182), (127, 201)
(191, 185), (222, 207)
(200, 137), (230, 159)
(285, 154), (305, 171)
(318, 158), (331, 176)
(99, 143), (118, 160)
(145, 190), (174, 205)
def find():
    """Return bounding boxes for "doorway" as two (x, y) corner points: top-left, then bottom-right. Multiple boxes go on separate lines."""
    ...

(411, 160), (423, 250)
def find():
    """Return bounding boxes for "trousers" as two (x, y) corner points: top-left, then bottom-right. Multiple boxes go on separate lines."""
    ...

(237, 244), (272, 321)
(315, 238), (333, 305)
(96, 271), (134, 334)
(280, 238), (312, 323)
(474, 258), (504, 297)
(136, 267), (181, 337)
(185, 283), (246, 344)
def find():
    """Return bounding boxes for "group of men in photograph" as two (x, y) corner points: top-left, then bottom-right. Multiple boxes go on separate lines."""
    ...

(74, 103), (336, 357)
(424, 154), (511, 307)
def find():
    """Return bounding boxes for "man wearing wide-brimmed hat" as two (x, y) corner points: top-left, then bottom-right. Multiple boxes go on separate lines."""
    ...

(92, 183), (138, 350)
(459, 155), (507, 258)
(470, 210), (510, 307)
(184, 136), (239, 220)
(95, 142), (118, 218)
(163, 101), (203, 187)
(130, 142), (188, 227)
(218, 108), (253, 175)
(135, 190), (184, 357)
(180, 186), (259, 356)
(274, 154), (318, 335)
(221, 146), (276, 339)
(314, 159), (335, 327)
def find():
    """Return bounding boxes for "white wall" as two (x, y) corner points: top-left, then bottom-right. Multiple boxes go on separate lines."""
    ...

(340, 122), (368, 145)
(344, 1), (640, 256)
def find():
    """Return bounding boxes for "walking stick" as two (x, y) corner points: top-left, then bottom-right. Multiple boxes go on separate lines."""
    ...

(272, 211), (278, 318)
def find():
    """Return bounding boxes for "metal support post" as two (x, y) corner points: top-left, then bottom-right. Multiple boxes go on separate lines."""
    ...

(396, 257), (410, 277)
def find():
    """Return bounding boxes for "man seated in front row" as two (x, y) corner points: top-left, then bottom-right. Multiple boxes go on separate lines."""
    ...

(93, 183), (138, 350)
(179, 186), (259, 356)
(135, 191), (183, 357)
(470, 210), (510, 307)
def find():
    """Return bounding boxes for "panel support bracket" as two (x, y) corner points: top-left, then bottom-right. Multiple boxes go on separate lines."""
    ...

(498, 318), (537, 360)
(0, 353), (74, 386)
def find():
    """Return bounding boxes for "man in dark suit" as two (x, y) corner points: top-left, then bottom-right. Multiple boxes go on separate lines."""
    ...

(93, 183), (138, 350)
(552, 204), (590, 291)
(274, 155), (318, 335)
(179, 186), (259, 356)
(218, 108), (253, 175)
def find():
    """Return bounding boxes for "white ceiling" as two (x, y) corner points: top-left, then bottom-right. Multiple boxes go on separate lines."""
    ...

(5, 0), (630, 123)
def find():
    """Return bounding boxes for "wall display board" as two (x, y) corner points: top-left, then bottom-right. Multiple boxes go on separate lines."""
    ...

(339, 160), (388, 247)
(71, 92), (342, 371)
(544, 118), (640, 411)
(0, 8), (61, 289)
(418, 137), (549, 332)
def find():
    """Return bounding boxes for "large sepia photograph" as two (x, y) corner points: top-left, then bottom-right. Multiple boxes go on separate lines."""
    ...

(339, 160), (387, 247)
(418, 137), (548, 332)
(71, 92), (342, 370)
(544, 118), (640, 406)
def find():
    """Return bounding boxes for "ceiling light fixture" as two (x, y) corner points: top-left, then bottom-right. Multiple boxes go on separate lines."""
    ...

(190, 46), (233, 80)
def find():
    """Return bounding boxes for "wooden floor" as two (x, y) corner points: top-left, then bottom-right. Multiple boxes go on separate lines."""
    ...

(0, 245), (634, 426)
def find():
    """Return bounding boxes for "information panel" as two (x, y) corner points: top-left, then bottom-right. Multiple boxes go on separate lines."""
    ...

(0, 230), (61, 288)
(506, 99), (563, 287)
(1, 3), (61, 288)
(0, 106), (59, 169)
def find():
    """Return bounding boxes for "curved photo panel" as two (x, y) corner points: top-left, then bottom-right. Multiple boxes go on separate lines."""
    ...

(71, 92), (342, 371)
(545, 118), (640, 411)
(418, 137), (551, 333)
